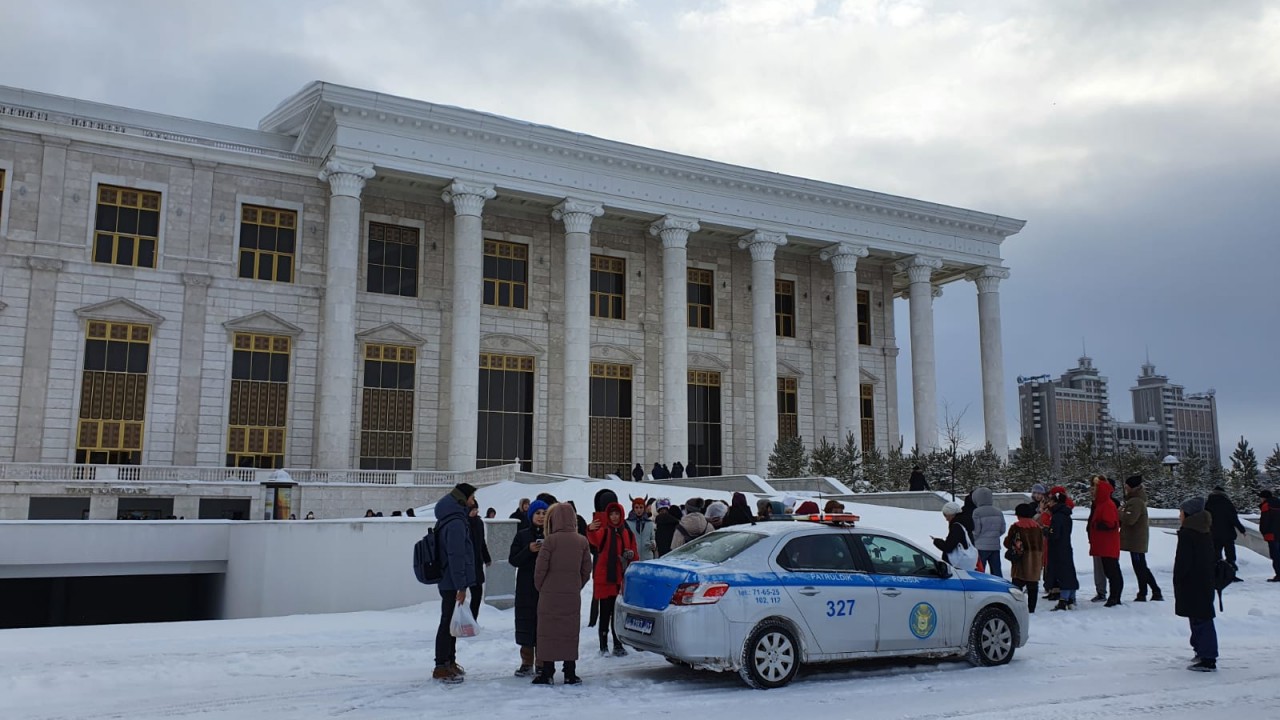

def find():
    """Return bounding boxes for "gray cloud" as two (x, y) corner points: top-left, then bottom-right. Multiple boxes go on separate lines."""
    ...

(1, 0), (1275, 462)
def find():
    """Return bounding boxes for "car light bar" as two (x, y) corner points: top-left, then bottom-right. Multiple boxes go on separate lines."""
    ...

(670, 582), (731, 606)
(798, 513), (860, 525)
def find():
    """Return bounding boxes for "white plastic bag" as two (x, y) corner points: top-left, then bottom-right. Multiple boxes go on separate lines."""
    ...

(948, 527), (980, 572)
(449, 602), (479, 638)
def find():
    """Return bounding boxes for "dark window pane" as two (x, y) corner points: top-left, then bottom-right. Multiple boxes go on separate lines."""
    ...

(364, 360), (379, 388)
(138, 210), (159, 238)
(513, 285), (526, 309)
(384, 242), (401, 268)
(483, 255), (497, 279)
(238, 251), (255, 279)
(367, 266), (383, 294)
(498, 284), (510, 307)
(94, 234), (114, 264)
(257, 256), (274, 281)
(138, 238), (155, 269)
(115, 236), (134, 266)
(276, 255), (292, 283)
(85, 340), (107, 371)
(240, 225), (258, 250)
(618, 381), (632, 418)
(232, 350), (251, 380)
(368, 239), (386, 266)
(483, 282), (496, 305)
(106, 341), (128, 372)
(95, 204), (116, 232)
(251, 352), (270, 381)
(127, 343), (149, 374)
(260, 227), (279, 253)
(277, 229), (295, 254)
(402, 244), (418, 271)
(398, 362), (415, 391)
(401, 272), (418, 298)
(612, 297), (623, 319)
(270, 354), (289, 383)
(116, 207), (139, 235)
(513, 260), (527, 284)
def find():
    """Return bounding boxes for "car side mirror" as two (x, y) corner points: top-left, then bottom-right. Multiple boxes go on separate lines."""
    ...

(934, 560), (952, 579)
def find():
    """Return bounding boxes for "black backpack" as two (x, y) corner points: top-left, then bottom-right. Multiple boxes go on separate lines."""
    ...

(1212, 559), (1238, 610)
(413, 517), (457, 585)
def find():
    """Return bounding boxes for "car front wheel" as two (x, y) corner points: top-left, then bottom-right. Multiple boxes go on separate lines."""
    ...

(967, 606), (1016, 667)
(739, 621), (800, 689)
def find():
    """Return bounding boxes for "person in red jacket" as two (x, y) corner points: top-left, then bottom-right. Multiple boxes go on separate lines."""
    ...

(1260, 489), (1280, 582)
(1088, 475), (1124, 606)
(587, 501), (637, 657)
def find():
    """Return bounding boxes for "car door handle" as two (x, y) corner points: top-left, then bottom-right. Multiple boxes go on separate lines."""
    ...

(798, 587), (820, 596)
(882, 588), (902, 597)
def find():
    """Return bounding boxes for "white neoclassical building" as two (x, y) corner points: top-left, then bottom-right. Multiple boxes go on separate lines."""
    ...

(0, 83), (1024, 480)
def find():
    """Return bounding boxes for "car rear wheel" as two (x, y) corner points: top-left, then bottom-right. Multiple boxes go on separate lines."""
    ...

(967, 606), (1016, 667)
(739, 621), (800, 689)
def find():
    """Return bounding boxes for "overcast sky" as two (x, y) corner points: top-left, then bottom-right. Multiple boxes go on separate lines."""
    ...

(2, 0), (1277, 465)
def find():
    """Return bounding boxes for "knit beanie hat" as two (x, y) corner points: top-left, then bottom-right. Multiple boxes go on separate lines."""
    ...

(706, 502), (728, 521)
(1031, 483), (1047, 495)
(1180, 496), (1207, 517)
(527, 499), (549, 523)
(1125, 475), (1143, 488)
(942, 501), (962, 517)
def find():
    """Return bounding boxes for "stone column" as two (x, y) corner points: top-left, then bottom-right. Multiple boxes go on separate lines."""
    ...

(315, 160), (375, 469)
(738, 230), (787, 476)
(899, 255), (943, 452)
(444, 180), (497, 471)
(649, 216), (700, 466)
(173, 273), (212, 465)
(15, 256), (63, 462)
(552, 198), (604, 476)
(968, 266), (1011, 458)
(820, 242), (870, 444)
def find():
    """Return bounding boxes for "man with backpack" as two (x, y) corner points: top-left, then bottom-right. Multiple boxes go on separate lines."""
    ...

(1174, 495), (1218, 672)
(433, 483), (477, 685)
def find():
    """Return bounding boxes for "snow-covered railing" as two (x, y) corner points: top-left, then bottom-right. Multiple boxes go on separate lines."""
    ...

(0, 462), (518, 487)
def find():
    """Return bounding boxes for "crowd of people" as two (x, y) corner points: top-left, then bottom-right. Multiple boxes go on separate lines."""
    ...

(431, 477), (1280, 684)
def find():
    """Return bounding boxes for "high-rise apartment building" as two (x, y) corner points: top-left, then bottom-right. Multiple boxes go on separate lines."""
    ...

(1130, 361), (1220, 464)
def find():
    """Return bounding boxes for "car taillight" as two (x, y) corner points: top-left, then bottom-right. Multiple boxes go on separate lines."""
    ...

(670, 582), (730, 606)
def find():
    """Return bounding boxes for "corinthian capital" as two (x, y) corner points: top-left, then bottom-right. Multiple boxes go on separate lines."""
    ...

(318, 160), (375, 198)
(966, 265), (1010, 294)
(649, 215), (700, 250)
(551, 198), (604, 234)
(895, 255), (943, 285)
(819, 242), (870, 274)
(737, 230), (787, 262)
(442, 180), (497, 217)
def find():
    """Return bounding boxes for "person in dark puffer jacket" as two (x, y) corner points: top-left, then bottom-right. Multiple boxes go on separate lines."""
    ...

(432, 483), (478, 685)
(508, 499), (548, 677)
(1174, 496), (1218, 671)
(1205, 486), (1247, 569)
(1260, 490), (1280, 581)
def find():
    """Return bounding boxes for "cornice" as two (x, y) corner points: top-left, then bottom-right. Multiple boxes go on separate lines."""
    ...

(268, 83), (1026, 242)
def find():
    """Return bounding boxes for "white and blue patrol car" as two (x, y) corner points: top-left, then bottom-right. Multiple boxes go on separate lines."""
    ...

(615, 514), (1029, 688)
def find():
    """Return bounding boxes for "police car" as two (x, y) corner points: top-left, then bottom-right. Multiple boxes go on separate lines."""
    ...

(615, 514), (1029, 688)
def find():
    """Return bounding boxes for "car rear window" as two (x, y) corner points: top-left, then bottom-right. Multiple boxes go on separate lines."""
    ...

(663, 531), (764, 563)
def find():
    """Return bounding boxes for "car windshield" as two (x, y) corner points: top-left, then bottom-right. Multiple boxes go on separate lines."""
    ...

(663, 531), (764, 563)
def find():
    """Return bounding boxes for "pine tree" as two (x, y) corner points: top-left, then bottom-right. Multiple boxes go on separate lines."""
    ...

(767, 435), (809, 479)
(809, 437), (840, 479)
(1264, 444), (1280, 484)
(1227, 436), (1260, 505)
(1063, 433), (1105, 492)
(1006, 436), (1052, 491)
(861, 444), (889, 492)
(1174, 445), (1213, 504)
(967, 443), (1006, 492)
(886, 441), (915, 492)
(1108, 443), (1150, 487)
(837, 431), (863, 486)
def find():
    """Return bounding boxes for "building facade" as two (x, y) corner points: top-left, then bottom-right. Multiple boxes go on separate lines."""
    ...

(1019, 356), (1221, 473)
(0, 83), (1023, 478)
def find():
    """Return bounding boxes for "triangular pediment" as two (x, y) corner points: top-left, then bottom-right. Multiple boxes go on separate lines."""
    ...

(223, 311), (304, 337)
(74, 298), (165, 325)
(357, 322), (428, 347)
(688, 351), (729, 370)
(777, 359), (805, 378)
(860, 368), (881, 384)
(480, 333), (544, 356)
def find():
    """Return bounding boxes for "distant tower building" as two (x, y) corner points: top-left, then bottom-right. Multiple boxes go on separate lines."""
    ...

(1017, 355), (1115, 475)
(1130, 361), (1221, 466)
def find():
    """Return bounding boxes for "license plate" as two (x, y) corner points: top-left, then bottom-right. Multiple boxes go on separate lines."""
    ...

(624, 613), (654, 635)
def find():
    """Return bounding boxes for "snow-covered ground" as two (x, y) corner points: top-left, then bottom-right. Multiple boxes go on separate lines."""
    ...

(3, 479), (1274, 719)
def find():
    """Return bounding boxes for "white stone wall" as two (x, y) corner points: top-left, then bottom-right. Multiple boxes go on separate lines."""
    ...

(1, 127), (905, 474)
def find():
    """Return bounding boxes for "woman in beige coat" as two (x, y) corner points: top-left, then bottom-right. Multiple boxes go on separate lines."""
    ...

(533, 502), (592, 685)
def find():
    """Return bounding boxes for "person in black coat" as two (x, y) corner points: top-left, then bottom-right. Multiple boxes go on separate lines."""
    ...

(631, 463), (645, 482)
(509, 498), (532, 530)
(508, 499), (548, 677)
(955, 493), (977, 535)
(1046, 492), (1080, 611)
(931, 501), (974, 566)
(908, 465), (930, 491)
(670, 461), (685, 479)
(721, 492), (756, 527)
(651, 462), (668, 481)
(1204, 486), (1247, 568)
(653, 499), (681, 556)
(467, 498), (492, 621)
(1174, 496), (1218, 671)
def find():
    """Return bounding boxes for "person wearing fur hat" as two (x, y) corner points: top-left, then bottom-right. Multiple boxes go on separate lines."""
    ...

(534, 503), (592, 684)
(1046, 490), (1080, 610)
(509, 499), (549, 677)
(705, 501), (729, 528)
(1087, 475), (1124, 607)
(1120, 476), (1163, 602)
(432, 483), (478, 684)
(1004, 503), (1046, 612)
(794, 500), (821, 516)
(671, 498), (710, 550)
(932, 501), (977, 570)
(1174, 496), (1218, 671)
(626, 496), (656, 560)
(587, 502), (638, 656)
